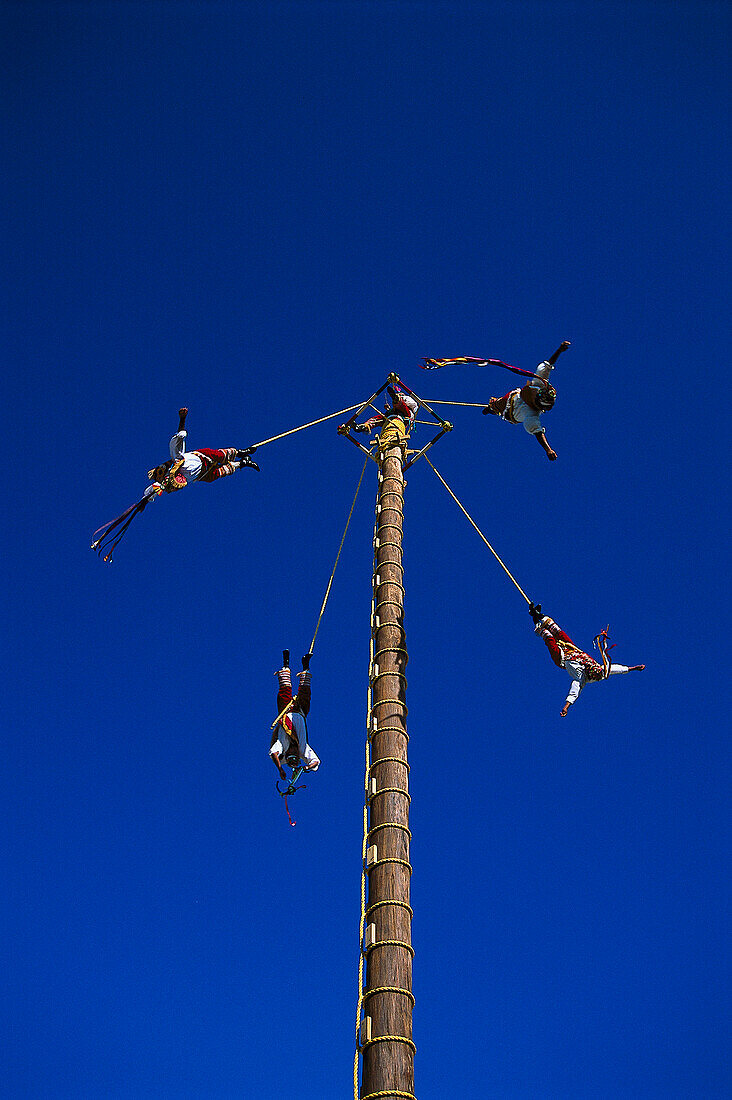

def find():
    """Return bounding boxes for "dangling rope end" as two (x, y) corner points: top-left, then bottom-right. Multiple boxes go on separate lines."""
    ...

(277, 774), (308, 827)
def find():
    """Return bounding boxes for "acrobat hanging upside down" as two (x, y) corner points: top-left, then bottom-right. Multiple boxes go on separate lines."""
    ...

(270, 651), (320, 778)
(529, 603), (645, 716)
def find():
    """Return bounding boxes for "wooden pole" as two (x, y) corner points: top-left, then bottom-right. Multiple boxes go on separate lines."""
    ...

(361, 425), (414, 1099)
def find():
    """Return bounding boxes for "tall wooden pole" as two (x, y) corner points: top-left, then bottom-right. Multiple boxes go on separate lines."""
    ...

(361, 427), (414, 1099)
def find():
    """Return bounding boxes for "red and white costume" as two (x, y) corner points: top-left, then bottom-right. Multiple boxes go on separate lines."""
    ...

(269, 666), (320, 771)
(359, 385), (419, 433)
(144, 431), (244, 497)
(536, 615), (631, 709)
(487, 359), (554, 436)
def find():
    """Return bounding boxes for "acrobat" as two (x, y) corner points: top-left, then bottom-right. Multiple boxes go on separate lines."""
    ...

(529, 603), (645, 716)
(352, 383), (418, 434)
(270, 651), (321, 778)
(482, 341), (570, 460)
(145, 407), (258, 497)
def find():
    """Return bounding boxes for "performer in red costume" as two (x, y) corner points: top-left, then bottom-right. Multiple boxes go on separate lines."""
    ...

(270, 651), (320, 779)
(145, 407), (258, 497)
(529, 603), (645, 716)
(91, 407), (259, 561)
(352, 383), (419, 435)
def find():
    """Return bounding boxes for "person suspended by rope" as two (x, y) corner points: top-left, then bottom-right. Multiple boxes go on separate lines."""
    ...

(422, 342), (570, 461)
(482, 342), (570, 461)
(271, 651), (320, 825)
(270, 650), (320, 779)
(424, 456), (645, 717)
(529, 603), (645, 717)
(91, 407), (259, 561)
(350, 382), (418, 437)
(146, 407), (259, 495)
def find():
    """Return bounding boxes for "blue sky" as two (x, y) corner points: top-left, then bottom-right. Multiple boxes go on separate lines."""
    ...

(3, 1), (729, 1096)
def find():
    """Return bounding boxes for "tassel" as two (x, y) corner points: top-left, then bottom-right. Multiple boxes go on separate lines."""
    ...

(420, 356), (535, 378)
(593, 626), (616, 679)
(91, 494), (154, 563)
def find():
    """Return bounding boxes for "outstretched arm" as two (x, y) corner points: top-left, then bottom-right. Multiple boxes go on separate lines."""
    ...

(270, 747), (286, 780)
(535, 430), (557, 461)
(547, 341), (571, 367)
(561, 678), (583, 716)
(355, 413), (385, 433)
(167, 409), (190, 462)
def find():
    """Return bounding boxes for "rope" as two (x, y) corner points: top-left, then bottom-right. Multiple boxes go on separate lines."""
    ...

(371, 671), (408, 689)
(343, 378), (395, 435)
(310, 457), (368, 653)
(369, 700), (408, 714)
(366, 899), (413, 918)
(424, 456), (531, 604)
(373, 559), (404, 574)
(373, 598), (406, 617)
(373, 647), (408, 662)
(370, 728), (410, 742)
(250, 402), (362, 449)
(370, 787), (411, 803)
(361, 1091), (416, 1100)
(363, 986), (416, 1007)
(369, 713), (408, 725)
(403, 424), (451, 471)
(367, 821), (412, 840)
(362, 1035), (417, 1054)
(422, 399), (488, 408)
(270, 697), (295, 731)
(373, 579), (405, 596)
(367, 858), (413, 873)
(370, 758), (410, 771)
(365, 939), (415, 957)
